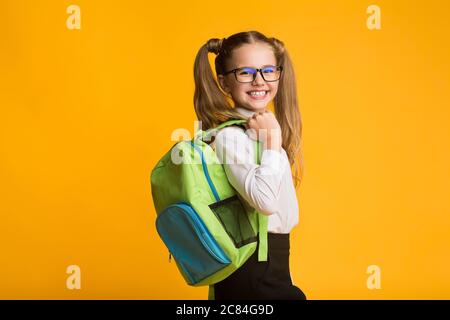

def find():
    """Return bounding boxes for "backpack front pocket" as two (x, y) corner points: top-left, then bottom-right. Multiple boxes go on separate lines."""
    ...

(156, 202), (231, 285)
(209, 195), (258, 248)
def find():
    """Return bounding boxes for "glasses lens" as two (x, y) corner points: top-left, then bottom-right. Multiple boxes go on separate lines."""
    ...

(261, 66), (281, 81)
(236, 67), (257, 82)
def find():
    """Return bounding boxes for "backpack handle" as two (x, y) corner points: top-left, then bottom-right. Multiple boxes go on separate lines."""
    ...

(193, 119), (247, 143)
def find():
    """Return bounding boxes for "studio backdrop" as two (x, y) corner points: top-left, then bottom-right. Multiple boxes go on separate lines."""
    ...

(0, 0), (449, 299)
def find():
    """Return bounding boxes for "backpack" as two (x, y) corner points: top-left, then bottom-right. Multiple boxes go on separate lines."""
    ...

(150, 119), (268, 299)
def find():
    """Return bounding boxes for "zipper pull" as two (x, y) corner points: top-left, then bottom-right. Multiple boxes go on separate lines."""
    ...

(169, 252), (172, 263)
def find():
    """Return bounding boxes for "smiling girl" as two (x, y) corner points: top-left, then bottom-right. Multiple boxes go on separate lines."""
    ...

(193, 30), (306, 300)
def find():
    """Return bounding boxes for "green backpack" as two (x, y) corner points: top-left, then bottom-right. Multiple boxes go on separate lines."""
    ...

(150, 119), (268, 299)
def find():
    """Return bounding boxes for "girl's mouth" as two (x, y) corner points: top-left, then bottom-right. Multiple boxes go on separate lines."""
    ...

(247, 90), (269, 100)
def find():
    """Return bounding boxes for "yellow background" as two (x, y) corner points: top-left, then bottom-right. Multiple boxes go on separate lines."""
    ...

(1, 0), (449, 299)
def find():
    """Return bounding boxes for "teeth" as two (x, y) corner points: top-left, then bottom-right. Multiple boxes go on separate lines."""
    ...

(249, 91), (267, 96)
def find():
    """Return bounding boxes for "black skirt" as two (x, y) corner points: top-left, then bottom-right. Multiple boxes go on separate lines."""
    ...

(213, 233), (307, 300)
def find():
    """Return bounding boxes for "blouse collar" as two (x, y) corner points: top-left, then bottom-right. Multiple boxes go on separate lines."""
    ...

(234, 107), (256, 118)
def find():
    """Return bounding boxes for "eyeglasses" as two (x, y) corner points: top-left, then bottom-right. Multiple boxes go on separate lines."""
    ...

(223, 65), (283, 83)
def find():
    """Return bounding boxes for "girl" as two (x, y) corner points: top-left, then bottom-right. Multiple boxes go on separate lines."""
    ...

(193, 30), (306, 300)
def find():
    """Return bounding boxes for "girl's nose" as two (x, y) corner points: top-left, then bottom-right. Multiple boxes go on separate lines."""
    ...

(252, 71), (266, 85)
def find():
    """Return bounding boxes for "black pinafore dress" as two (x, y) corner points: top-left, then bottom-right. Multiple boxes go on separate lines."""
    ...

(213, 232), (307, 300)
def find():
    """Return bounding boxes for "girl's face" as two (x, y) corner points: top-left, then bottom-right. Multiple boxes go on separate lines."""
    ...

(218, 43), (279, 113)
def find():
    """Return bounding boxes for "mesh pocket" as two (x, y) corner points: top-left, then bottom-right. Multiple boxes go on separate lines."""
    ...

(209, 195), (257, 248)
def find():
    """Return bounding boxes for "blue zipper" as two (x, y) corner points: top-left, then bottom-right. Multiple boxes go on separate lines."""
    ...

(189, 141), (220, 202)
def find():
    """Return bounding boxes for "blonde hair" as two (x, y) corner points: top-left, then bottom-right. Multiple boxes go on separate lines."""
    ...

(193, 30), (304, 188)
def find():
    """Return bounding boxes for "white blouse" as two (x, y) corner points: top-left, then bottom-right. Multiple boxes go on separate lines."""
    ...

(210, 107), (299, 234)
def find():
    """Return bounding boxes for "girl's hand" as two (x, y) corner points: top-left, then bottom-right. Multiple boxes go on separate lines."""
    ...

(244, 110), (282, 151)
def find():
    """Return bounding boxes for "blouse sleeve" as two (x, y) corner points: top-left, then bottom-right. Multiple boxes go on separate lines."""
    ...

(214, 126), (289, 216)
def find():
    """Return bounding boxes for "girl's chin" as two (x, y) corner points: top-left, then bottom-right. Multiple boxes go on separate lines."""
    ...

(245, 96), (270, 104)
(247, 100), (269, 109)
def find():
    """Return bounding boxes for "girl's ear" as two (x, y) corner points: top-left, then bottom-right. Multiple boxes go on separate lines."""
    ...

(217, 74), (230, 95)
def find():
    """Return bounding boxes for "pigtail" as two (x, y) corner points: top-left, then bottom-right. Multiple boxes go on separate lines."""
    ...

(271, 37), (304, 188)
(193, 38), (245, 130)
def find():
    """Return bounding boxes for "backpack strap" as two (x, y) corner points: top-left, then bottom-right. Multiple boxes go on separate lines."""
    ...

(194, 119), (247, 143)
(196, 119), (269, 263)
(254, 139), (269, 262)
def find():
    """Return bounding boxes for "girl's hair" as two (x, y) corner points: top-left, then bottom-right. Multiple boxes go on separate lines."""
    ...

(193, 30), (304, 188)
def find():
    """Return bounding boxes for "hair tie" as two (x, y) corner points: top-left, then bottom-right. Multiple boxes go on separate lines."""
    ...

(207, 38), (226, 55)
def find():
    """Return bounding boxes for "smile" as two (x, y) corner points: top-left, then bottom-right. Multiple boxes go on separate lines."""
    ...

(247, 90), (268, 99)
